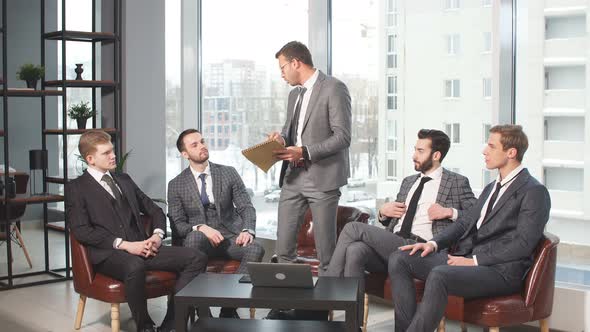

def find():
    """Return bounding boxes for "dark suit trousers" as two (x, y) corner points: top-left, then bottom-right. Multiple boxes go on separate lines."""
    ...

(387, 249), (522, 332)
(95, 245), (207, 328)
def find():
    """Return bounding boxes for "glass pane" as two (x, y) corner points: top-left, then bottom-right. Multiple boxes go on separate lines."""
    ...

(201, 0), (308, 239)
(333, 0), (380, 221)
(516, 1), (590, 284)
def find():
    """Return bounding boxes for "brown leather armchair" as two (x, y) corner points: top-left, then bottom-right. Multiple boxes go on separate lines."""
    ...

(443, 232), (560, 332)
(71, 217), (177, 332)
(296, 205), (370, 276)
(365, 232), (559, 332)
(0, 173), (32, 268)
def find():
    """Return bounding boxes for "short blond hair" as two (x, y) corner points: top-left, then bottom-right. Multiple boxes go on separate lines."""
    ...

(78, 130), (112, 160)
(490, 124), (528, 162)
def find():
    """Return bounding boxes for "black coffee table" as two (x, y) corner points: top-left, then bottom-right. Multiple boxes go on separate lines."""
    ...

(175, 273), (363, 332)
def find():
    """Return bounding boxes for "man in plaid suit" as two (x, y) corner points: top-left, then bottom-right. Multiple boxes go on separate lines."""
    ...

(326, 129), (476, 278)
(167, 129), (264, 319)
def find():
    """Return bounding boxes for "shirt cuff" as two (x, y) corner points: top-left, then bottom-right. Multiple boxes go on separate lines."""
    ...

(450, 208), (458, 221)
(153, 228), (165, 238)
(113, 237), (123, 249)
(427, 240), (438, 252)
(242, 228), (256, 237)
(192, 224), (204, 232)
(473, 255), (478, 266)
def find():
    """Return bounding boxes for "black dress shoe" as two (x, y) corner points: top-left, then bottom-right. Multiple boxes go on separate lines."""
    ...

(196, 307), (213, 318)
(159, 318), (176, 332)
(263, 309), (296, 320)
(138, 324), (157, 332)
(219, 307), (240, 319)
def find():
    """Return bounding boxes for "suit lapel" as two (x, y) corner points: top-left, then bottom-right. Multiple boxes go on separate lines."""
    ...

(398, 174), (420, 203)
(81, 171), (116, 206)
(80, 171), (125, 224)
(112, 173), (141, 223)
(210, 162), (223, 221)
(300, 71), (326, 135)
(184, 167), (205, 216)
(482, 168), (530, 224)
(436, 168), (451, 204)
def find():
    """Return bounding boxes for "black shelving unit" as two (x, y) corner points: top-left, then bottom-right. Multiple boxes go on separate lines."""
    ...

(0, 0), (121, 290)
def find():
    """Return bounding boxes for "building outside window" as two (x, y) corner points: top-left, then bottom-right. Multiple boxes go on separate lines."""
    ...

(444, 79), (461, 98)
(445, 33), (461, 55)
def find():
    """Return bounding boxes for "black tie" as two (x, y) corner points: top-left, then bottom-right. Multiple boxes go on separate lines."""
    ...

(399, 176), (432, 238)
(101, 174), (122, 201)
(481, 182), (502, 223)
(199, 173), (210, 206)
(289, 87), (307, 145)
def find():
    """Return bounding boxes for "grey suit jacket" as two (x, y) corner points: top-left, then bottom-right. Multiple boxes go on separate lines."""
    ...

(167, 162), (256, 240)
(433, 168), (551, 281)
(280, 70), (352, 192)
(385, 168), (477, 236)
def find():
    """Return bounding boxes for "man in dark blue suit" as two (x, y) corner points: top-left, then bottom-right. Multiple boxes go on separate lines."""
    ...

(388, 125), (551, 332)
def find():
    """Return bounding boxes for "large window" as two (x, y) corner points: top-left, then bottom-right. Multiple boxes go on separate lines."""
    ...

(200, 0), (308, 239)
(333, 0), (380, 221)
(515, 1), (590, 278)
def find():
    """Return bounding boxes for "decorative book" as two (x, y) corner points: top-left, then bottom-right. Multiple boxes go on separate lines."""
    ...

(242, 140), (285, 172)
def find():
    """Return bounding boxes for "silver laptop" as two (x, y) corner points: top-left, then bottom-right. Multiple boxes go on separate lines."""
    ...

(246, 262), (316, 288)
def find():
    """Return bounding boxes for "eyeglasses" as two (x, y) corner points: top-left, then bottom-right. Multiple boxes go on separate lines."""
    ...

(279, 60), (293, 73)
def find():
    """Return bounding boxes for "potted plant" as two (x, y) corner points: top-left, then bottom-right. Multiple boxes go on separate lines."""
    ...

(68, 101), (95, 129)
(16, 63), (45, 90)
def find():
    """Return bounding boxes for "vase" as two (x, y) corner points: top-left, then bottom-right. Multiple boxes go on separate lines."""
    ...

(75, 64), (84, 80)
(25, 79), (38, 90)
(76, 118), (88, 129)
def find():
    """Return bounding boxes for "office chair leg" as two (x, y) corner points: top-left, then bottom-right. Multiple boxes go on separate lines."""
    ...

(540, 319), (549, 332)
(249, 308), (256, 319)
(74, 295), (86, 329)
(362, 293), (369, 332)
(489, 327), (500, 332)
(13, 225), (32, 268)
(437, 316), (446, 332)
(111, 303), (120, 332)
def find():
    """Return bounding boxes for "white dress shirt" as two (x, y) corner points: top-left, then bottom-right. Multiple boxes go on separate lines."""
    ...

(189, 163), (214, 204)
(294, 69), (319, 147)
(393, 166), (457, 241)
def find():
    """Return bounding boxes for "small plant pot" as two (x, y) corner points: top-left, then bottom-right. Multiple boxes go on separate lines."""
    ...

(76, 118), (88, 130)
(25, 79), (38, 90)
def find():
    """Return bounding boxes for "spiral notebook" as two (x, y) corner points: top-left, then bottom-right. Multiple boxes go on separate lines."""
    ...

(242, 140), (285, 173)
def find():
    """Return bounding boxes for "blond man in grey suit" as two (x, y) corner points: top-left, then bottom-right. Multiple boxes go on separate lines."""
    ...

(326, 129), (476, 278)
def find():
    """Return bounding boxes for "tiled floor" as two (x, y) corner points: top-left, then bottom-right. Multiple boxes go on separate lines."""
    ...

(0, 223), (543, 331)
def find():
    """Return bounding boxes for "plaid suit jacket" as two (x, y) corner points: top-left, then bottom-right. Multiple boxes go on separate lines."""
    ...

(167, 162), (256, 240)
(385, 168), (476, 236)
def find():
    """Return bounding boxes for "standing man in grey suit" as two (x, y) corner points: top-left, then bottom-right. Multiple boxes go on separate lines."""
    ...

(326, 129), (476, 278)
(167, 129), (265, 319)
(389, 125), (551, 332)
(268, 41), (351, 275)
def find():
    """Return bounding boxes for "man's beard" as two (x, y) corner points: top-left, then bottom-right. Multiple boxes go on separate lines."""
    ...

(190, 152), (209, 164)
(414, 153), (434, 173)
